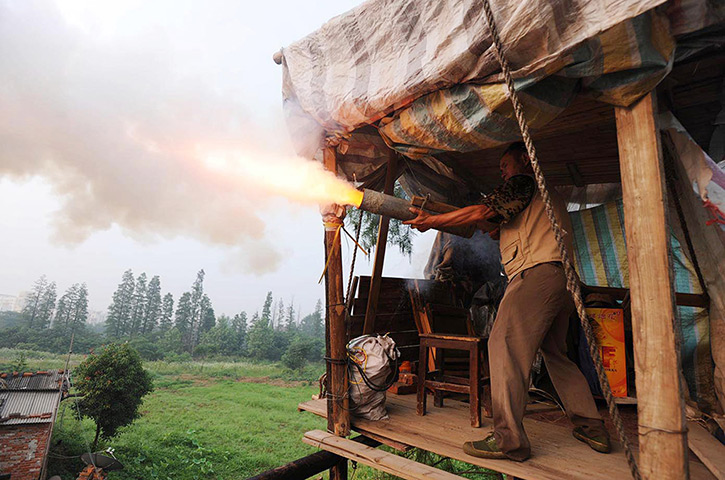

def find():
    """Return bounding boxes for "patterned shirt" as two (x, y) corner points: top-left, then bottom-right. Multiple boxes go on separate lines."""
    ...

(479, 174), (536, 224)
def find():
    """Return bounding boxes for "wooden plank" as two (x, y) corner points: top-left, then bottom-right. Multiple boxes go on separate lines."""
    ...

(688, 421), (725, 479)
(615, 92), (688, 479)
(352, 297), (412, 316)
(583, 284), (708, 308)
(322, 147), (350, 480)
(348, 314), (417, 334)
(298, 396), (716, 480)
(357, 431), (412, 452)
(364, 153), (399, 335)
(303, 430), (464, 480)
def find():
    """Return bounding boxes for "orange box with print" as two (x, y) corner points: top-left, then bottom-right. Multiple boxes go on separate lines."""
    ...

(586, 308), (627, 398)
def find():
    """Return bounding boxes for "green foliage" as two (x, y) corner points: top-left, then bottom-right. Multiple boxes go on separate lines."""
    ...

(10, 351), (28, 372)
(0, 311), (25, 329)
(129, 336), (164, 361)
(22, 275), (56, 329)
(74, 343), (154, 446)
(47, 363), (327, 480)
(345, 182), (415, 257)
(281, 336), (316, 372)
(106, 269), (136, 338)
(53, 283), (89, 336)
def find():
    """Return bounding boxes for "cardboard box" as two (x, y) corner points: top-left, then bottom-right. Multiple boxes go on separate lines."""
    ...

(586, 308), (628, 398)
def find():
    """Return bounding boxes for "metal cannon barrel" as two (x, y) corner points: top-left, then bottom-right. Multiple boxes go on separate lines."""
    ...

(358, 189), (475, 238)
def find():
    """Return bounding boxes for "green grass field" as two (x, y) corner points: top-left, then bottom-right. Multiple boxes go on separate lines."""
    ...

(1, 349), (499, 480)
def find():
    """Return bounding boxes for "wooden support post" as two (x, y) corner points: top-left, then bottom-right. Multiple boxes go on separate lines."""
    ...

(363, 154), (399, 334)
(615, 92), (688, 479)
(322, 145), (350, 480)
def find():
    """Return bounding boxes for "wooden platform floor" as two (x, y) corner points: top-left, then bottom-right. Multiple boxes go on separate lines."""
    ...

(299, 395), (715, 480)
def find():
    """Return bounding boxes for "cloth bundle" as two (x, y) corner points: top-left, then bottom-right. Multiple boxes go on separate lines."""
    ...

(347, 334), (399, 421)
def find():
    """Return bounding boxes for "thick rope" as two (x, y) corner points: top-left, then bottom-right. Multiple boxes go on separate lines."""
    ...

(480, 2), (641, 479)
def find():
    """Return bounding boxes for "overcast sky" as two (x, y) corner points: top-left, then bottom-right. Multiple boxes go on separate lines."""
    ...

(0, 0), (436, 319)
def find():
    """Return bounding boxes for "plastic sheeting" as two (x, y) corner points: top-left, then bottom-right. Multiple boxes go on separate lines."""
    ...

(570, 199), (718, 410)
(281, 0), (669, 133)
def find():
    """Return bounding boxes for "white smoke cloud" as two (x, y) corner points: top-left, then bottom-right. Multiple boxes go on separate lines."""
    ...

(0, 0), (333, 274)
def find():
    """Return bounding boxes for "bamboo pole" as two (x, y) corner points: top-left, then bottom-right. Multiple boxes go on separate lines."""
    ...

(363, 153), (399, 334)
(322, 145), (350, 480)
(615, 92), (688, 479)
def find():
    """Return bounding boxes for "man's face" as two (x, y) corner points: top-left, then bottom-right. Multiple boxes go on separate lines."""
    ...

(499, 152), (527, 181)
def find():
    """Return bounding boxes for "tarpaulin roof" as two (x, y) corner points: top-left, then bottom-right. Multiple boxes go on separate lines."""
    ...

(280, 0), (724, 199)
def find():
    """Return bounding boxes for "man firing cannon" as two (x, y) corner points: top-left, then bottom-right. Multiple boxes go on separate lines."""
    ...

(404, 142), (611, 462)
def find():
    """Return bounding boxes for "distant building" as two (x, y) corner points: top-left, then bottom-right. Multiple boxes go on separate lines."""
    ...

(0, 292), (28, 313)
(0, 370), (67, 480)
(0, 294), (17, 313)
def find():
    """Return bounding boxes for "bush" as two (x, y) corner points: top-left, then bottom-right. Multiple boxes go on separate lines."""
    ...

(74, 343), (154, 448)
(282, 336), (315, 372)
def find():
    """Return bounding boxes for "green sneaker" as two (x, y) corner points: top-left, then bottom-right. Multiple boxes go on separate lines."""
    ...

(462, 433), (508, 459)
(573, 426), (611, 453)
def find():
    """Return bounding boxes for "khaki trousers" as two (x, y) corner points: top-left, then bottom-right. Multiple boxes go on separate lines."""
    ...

(489, 263), (603, 461)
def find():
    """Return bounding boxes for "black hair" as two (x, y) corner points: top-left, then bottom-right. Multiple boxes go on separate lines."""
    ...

(503, 141), (527, 159)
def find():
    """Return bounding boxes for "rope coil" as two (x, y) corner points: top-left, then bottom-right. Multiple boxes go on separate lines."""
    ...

(480, 2), (641, 478)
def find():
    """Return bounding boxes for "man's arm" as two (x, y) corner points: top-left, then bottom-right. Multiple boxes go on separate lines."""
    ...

(403, 175), (536, 233)
(403, 204), (496, 232)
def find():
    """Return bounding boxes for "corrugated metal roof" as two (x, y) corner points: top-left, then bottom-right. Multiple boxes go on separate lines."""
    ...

(0, 370), (65, 390)
(0, 390), (61, 425)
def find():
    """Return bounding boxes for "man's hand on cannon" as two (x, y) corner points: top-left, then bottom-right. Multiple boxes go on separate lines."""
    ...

(404, 207), (435, 232)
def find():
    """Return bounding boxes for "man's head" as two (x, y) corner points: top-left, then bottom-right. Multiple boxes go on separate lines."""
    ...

(500, 142), (531, 181)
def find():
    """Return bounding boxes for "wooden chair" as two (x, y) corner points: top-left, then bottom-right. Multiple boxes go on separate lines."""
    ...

(409, 280), (492, 427)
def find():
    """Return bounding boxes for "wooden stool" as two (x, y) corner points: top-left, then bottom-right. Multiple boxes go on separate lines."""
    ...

(417, 333), (488, 427)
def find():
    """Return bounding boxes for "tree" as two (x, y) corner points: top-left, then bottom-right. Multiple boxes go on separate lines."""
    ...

(53, 283), (88, 335)
(106, 270), (135, 338)
(158, 293), (174, 333)
(274, 299), (285, 330)
(22, 275), (49, 328)
(189, 269), (205, 347)
(247, 311), (274, 360)
(175, 292), (193, 350)
(261, 292), (273, 325)
(142, 275), (162, 334)
(285, 301), (296, 333)
(130, 273), (147, 336)
(300, 299), (324, 337)
(196, 315), (235, 357)
(69, 283), (89, 334)
(231, 311), (248, 355)
(282, 336), (315, 372)
(74, 343), (153, 449)
(37, 281), (57, 329)
(199, 294), (215, 335)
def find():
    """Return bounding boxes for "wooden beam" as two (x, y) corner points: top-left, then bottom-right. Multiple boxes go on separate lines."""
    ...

(322, 146), (350, 480)
(615, 93), (688, 479)
(687, 421), (725, 479)
(303, 430), (465, 480)
(248, 436), (379, 480)
(582, 284), (708, 308)
(363, 153), (399, 334)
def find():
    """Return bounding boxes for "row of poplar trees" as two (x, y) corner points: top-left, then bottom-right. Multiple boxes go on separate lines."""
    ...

(105, 269), (214, 352)
(22, 275), (89, 335)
